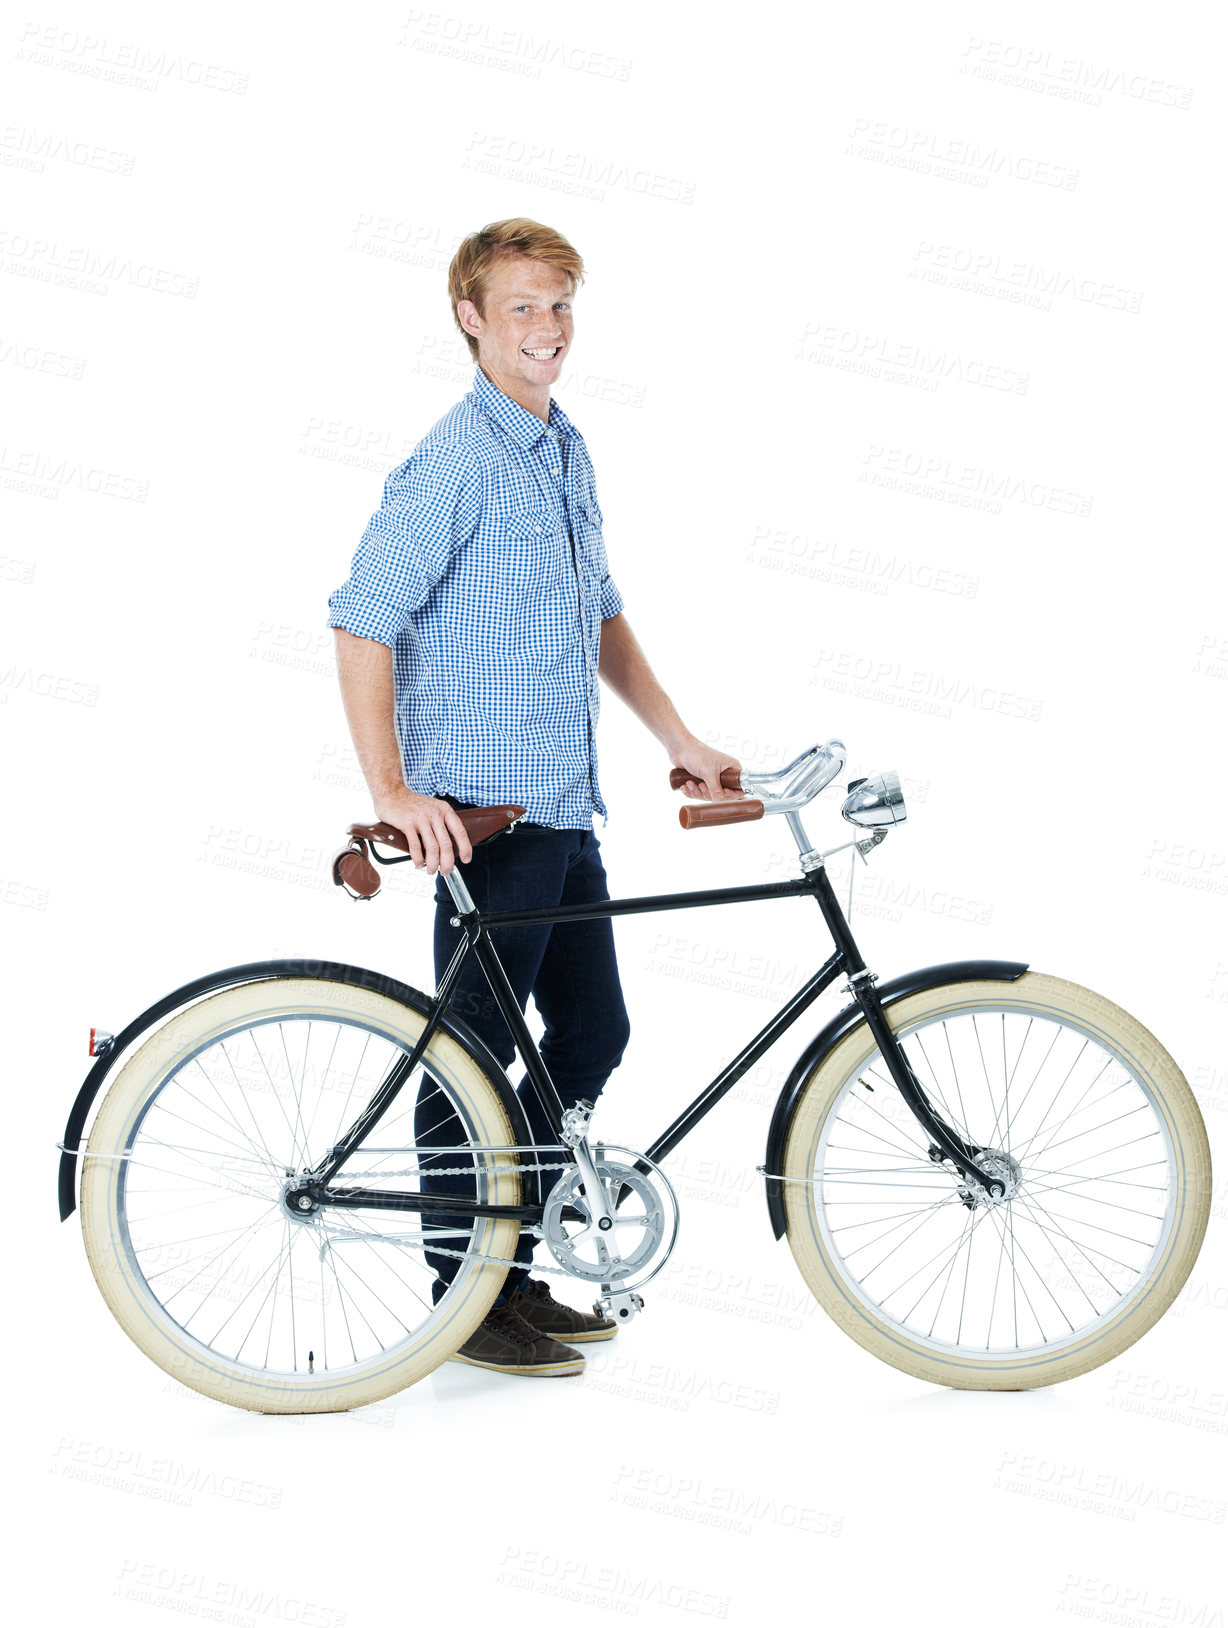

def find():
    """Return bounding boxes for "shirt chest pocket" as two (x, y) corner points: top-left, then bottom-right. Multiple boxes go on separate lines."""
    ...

(572, 499), (609, 636)
(576, 494), (609, 586)
(492, 505), (567, 586)
(575, 498), (606, 568)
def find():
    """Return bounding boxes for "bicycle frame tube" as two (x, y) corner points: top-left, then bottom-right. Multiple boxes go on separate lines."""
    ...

(309, 855), (1001, 1217)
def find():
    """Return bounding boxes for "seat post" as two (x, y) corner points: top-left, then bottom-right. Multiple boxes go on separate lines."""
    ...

(442, 867), (477, 916)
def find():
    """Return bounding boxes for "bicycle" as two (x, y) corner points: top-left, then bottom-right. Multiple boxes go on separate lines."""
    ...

(58, 740), (1211, 1411)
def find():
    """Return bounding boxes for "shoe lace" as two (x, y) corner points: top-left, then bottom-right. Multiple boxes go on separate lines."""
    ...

(484, 1301), (547, 1346)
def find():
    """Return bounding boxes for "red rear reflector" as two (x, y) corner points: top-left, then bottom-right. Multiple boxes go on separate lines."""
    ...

(89, 1028), (98, 1056)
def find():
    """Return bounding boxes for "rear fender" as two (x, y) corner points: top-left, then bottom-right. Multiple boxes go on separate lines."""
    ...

(58, 958), (539, 1221)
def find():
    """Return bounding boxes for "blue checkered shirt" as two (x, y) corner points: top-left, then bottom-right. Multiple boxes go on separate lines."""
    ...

(327, 365), (624, 829)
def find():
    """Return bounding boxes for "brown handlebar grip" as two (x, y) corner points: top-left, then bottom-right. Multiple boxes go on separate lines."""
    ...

(678, 799), (765, 831)
(669, 766), (743, 792)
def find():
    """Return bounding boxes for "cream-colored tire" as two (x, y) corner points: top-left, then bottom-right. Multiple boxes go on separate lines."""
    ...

(81, 977), (521, 1413)
(783, 973), (1210, 1390)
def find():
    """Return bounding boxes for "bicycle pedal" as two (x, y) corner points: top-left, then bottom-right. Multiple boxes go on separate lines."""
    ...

(596, 1290), (644, 1325)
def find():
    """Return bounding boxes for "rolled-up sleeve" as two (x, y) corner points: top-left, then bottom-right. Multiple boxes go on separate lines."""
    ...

(599, 573), (624, 619)
(327, 440), (481, 646)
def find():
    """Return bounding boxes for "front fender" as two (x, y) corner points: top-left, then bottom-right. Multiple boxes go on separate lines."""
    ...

(58, 958), (539, 1221)
(763, 958), (1028, 1240)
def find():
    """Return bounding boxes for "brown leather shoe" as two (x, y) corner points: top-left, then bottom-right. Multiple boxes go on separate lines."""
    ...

(449, 1300), (586, 1376)
(506, 1277), (618, 1344)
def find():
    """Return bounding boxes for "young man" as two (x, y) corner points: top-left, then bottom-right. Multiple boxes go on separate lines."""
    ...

(327, 217), (741, 1377)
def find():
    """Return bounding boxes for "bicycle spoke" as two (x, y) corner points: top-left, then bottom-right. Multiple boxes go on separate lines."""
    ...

(246, 1029), (311, 1167)
(882, 1207), (994, 1321)
(278, 1022), (312, 1175)
(325, 1242), (415, 1343)
(854, 1066), (945, 1152)
(184, 1059), (282, 1174)
(955, 1208), (975, 1345)
(924, 1209), (975, 1336)
(323, 1210), (435, 1315)
(1013, 1192), (1148, 1282)
(916, 1024), (973, 1149)
(986, 1200), (1069, 1342)
(841, 1194), (962, 1263)
(856, 1195), (969, 1291)
(829, 1116), (931, 1162)
(830, 1197), (962, 1236)
(329, 1030), (375, 1153)
(1020, 1181), (1165, 1222)
(1015, 1056), (1118, 1163)
(996, 1021), (1059, 1145)
(217, 1037), (291, 1174)
(1012, 1037), (1092, 1161)
(142, 1208), (281, 1297)
(1023, 1104), (1156, 1165)
(144, 1098), (277, 1175)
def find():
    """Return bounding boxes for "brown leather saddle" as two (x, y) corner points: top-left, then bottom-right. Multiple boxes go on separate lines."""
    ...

(332, 804), (526, 900)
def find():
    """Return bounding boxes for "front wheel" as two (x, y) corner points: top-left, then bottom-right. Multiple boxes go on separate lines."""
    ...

(781, 973), (1210, 1389)
(80, 977), (522, 1412)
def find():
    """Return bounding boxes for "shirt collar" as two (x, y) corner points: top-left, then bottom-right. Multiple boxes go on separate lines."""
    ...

(472, 365), (576, 446)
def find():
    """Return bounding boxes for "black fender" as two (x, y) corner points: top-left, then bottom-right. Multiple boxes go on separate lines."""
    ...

(58, 958), (540, 1222)
(764, 958), (1029, 1240)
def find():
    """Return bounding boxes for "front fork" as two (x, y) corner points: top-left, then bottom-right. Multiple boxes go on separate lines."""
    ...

(848, 975), (1001, 1198)
(807, 864), (1003, 1201)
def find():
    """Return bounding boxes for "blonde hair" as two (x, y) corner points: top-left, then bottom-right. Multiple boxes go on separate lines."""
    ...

(448, 217), (585, 361)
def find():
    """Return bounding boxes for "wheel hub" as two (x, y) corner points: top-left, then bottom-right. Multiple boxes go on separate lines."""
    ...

(960, 1149), (1022, 1208)
(281, 1178), (321, 1223)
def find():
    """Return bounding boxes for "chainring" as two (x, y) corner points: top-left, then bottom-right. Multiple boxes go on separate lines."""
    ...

(541, 1145), (679, 1286)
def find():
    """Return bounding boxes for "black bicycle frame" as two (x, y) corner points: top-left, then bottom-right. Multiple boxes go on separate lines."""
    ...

(303, 857), (1004, 1220)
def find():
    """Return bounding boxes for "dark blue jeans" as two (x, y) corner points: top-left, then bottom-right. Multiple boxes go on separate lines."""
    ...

(413, 804), (631, 1305)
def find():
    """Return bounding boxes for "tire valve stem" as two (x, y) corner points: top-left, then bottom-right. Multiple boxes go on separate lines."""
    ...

(859, 1075), (874, 1092)
(308, 1351), (314, 1375)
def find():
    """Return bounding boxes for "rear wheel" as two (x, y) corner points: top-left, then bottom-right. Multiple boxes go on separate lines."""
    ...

(80, 977), (521, 1412)
(782, 973), (1210, 1389)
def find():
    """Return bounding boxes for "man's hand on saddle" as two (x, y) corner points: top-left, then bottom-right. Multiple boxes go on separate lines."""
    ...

(373, 790), (474, 877)
(670, 735), (745, 803)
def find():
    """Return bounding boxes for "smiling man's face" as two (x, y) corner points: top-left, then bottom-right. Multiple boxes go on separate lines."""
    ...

(457, 253), (575, 421)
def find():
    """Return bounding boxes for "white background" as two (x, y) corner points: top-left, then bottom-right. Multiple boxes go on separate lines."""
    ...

(6, 2), (1225, 1623)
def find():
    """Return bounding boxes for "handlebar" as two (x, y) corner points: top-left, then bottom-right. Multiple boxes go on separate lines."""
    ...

(669, 740), (847, 832)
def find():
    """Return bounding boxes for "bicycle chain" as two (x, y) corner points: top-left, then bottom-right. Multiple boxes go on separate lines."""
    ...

(334, 1160), (571, 1180)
